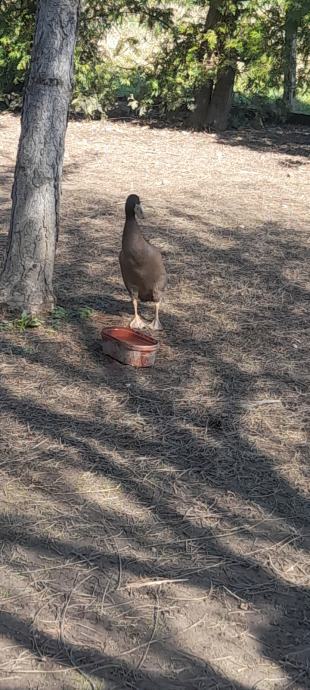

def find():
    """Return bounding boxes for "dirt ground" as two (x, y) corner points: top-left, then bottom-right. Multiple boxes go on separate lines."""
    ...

(0, 113), (309, 690)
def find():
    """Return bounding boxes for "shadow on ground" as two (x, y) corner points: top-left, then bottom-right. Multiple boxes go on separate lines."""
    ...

(109, 114), (310, 160)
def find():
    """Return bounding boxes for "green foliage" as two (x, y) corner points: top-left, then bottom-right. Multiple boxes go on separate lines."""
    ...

(231, 91), (286, 127)
(0, 0), (309, 120)
(51, 306), (69, 320)
(128, 1), (243, 117)
(236, 2), (284, 94)
(295, 91), (310, 112)
(50, 305), (94, 329)
(0, 305), (94, 334)
(50, 305), (69, 330)
(71, 58), (114, 117)
(0, 311), (42, 332)
(14, 311), (42, 331)
(0, 0), (172, 110)
(0, 0), (34, 95)
(77, 307), (94, 319)
(297, 5), (310, 89)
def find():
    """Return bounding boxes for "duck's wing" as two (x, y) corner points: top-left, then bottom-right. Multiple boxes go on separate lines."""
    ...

(119, 249), (138, 296)
(143, 243), (167, 283)
(135, 244), (167, 302)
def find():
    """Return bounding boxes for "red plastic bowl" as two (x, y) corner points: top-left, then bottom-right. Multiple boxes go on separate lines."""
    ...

(101, 327), (159, 367)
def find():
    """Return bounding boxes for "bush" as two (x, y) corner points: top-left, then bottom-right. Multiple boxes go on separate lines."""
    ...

(1, 1), (309, 125)
(230, 92), (286, 128)
(0, 0), (34, 97)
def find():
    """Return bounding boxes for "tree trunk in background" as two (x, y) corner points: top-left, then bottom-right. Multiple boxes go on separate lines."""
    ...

(205, 64), (236, 130)
(192, 61), (237, 133)
(190, 80), (213, 130)
(0, 0), (80, 313)
(191, 1), (239, 131)
(283, 18), (297, 111)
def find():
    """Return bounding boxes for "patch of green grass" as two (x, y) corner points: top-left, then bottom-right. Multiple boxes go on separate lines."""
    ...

(77, 306), (94, 320)
(14, 311), (42, 332)
(0, 311), (42, 333)
(50, 305), (70, 330)
(50, 305), (94, 330)
(0, 305), (94, 335)
(52, 306), (69, 320)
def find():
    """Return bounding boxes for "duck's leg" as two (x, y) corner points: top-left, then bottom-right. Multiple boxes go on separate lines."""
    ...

(130, 298), (148, 330)
(149, 302), (163, 331)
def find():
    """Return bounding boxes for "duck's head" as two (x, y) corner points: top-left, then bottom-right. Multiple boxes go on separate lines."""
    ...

(125, 194), (144, 220)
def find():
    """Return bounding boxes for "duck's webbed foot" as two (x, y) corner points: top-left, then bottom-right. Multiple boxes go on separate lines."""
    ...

(149, 302), (163, 331)
(130, 314), (148, 330)
(130, 298), (148, 330)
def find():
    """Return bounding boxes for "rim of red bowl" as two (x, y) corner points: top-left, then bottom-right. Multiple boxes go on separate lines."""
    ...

(101, 326), (159, 352)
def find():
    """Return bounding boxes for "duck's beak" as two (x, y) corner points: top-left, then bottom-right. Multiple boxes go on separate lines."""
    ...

(135, 203), (144, 219)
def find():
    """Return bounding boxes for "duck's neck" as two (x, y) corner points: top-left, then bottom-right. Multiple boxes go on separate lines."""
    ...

(122, 214), (143, 250)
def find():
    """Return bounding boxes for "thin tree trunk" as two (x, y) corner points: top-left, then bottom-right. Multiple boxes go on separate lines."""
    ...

(0, 0), (80, 313)
(283, 0), (310, 113)
(283, 19), (297, 111)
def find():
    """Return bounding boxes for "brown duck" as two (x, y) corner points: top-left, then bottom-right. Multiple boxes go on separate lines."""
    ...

(119, 194), (167, 330)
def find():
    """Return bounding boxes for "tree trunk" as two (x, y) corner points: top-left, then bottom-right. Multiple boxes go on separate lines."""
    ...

(190, 80), (213, 130)
(0, 0), (80, 313)
(283, 0), (310, 112)
(192, 61), (237, 132)
(283, 18), (297, 112)
(206, 64), (236, 130)
(192, 0), (239, 131)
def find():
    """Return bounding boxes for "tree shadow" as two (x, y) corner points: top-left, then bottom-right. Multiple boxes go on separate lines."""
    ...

(0, 607), (248, 690)
(216, 127), (310, 158)
(106, 116), (310, 160)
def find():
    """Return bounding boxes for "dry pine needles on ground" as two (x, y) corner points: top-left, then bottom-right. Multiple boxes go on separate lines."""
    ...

(0, 114), (309, 690)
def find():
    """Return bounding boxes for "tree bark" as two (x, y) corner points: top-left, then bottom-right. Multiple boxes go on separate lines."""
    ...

(190, 80), (213, 130)
(283, 17), (297, 112)
(191, 1), (239, 131)
(205, 63), (236, 130)
(192, 61), (237, 132)
(0, 0), (80, 313)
